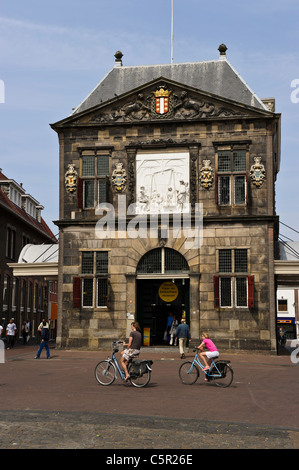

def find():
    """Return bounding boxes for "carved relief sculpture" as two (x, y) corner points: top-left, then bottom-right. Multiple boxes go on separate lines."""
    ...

(250, 157), (266, 187)
(65, 164), (78, 193)
(111, 162), (127, 192)
(199, 159), (214, 189)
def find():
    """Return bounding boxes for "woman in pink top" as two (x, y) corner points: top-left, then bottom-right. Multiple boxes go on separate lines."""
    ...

(197, 332), (219, 370)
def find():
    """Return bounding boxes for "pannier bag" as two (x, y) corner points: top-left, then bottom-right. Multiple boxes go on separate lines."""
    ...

(131, 360), (153, 376)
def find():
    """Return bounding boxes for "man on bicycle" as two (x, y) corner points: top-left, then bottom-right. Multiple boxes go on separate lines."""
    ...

(121, 322), (142, 381)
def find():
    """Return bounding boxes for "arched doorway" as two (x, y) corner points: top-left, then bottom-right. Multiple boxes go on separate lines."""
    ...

(136, 247), (190, 346)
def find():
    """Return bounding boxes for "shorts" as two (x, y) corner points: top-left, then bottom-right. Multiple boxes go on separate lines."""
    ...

(122, 348), (140, 361)
(206, 351), (219, 359)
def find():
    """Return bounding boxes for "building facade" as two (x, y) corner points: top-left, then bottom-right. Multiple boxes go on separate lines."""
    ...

(0, 170), (57, 337)
(52, 47), (281, 352)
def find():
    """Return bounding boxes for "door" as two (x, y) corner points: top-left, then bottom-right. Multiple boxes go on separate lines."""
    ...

(137, 278), (190, 346)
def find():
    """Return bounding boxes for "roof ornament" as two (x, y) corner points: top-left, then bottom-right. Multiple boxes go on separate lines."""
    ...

(218, 44), (227, 60)
(114, 51), (123, 67)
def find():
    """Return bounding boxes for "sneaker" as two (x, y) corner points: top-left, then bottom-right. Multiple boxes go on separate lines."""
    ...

(203, 366), (210, 371)
(181, 354), (185, 359)
(34, 356), (39, 359)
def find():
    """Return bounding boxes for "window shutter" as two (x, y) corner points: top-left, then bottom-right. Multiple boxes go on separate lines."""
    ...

(246, 171), (248, 204)
(73, 277), (81, 308)
(77, 178), (83, 209)
(215, 173), (218, 205)
(248, 275), (254, 308)
(214, 276), (220, 308)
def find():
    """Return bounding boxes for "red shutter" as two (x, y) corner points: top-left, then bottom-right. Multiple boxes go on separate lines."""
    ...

(246, 171), (248, 204)
(77, 178), (83, 209)
(215, 173), (219, 205)
(248, 275), (254, 308)
(73, 277), (81, 308)
(214, 276), (220, 308)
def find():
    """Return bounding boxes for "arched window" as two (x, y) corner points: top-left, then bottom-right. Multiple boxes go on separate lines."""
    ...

(137, 248), (189, 275)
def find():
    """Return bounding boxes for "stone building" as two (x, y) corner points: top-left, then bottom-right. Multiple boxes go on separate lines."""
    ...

(51, 46), (281, 352)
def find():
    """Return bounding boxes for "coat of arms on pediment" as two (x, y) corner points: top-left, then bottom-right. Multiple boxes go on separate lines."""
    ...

(65, 163), (78, 193)
(111, 162), (127, 192)
(89, 85), (243, 123)
(250, 157), (266, 187)
(199, 159), (214, 189)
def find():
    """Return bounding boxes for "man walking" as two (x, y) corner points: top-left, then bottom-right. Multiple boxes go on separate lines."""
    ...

(6, 319), (17, 349)
(175, 318), (191, 359)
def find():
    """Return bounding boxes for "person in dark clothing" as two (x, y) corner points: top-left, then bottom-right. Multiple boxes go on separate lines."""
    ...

(121, 321), (142, 381)
(34, 320), (50, 359)
(175, 318), (191, 359)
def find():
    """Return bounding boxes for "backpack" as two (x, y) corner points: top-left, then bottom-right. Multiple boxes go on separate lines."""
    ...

(41, 327), (49, 341)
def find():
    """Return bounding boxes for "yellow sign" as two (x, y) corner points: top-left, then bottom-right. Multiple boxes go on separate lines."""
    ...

(158, 281), (179, 302)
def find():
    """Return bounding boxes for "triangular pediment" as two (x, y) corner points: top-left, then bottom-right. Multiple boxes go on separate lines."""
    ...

(51, 77), (273, 129)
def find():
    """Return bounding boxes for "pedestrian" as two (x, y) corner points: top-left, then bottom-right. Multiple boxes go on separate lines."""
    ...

(197, 332), (219, 370)
(175, 318), (191, 359)
(0, 323), (3, 338)
(164, 312), (173, 343)
(121, 321), (142, 381)
(6, 319), (17, 349)
(34, 320), (50, 359)
(169, 315), (178, 346)
(21, 321), (29, 345)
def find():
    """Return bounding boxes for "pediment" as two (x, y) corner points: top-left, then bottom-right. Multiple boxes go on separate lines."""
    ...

(52, 77), (272, 128)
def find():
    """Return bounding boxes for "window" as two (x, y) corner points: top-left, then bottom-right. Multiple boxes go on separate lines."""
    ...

(217, 150), (247, 205)
(74, 251), (109, 308)
(215, 249), (254, 308)
(78, 154), (109, 209)
(278, 299), (288, 312)
(6, 226), (16, 259)
(137, 248), (189, 275)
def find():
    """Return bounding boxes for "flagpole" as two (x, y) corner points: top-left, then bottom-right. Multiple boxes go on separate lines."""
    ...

(171, 0), (174, 63)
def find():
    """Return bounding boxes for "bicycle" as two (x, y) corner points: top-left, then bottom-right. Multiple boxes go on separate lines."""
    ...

(179, 348), (233, 387)
(95, 341), (153, 388)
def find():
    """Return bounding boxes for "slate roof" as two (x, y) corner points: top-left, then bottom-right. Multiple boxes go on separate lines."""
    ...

(72, 54), (268, 116)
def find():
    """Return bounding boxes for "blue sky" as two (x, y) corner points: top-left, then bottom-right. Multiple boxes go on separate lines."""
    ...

(1, 0), (299, 241)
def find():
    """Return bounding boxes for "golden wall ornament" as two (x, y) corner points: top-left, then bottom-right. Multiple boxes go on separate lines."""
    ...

(112, 162), (127, 192)
(250, 157), (266, 187)
(65, 163), (78, 193)
(199, 159), (214, 189)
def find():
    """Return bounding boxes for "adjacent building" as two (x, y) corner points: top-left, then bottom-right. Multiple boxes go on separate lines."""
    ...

(51, 46), (281, 352)
(0, 169), (57, 337)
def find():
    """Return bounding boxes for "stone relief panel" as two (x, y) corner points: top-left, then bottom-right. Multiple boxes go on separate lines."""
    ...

(135, 151), (190, 214)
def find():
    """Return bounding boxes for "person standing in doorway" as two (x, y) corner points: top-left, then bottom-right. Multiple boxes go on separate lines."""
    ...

(175, 318), (191, 359)
(6, 319), (17, 349)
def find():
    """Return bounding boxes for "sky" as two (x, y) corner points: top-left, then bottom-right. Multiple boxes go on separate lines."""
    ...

(1, 0), (299, 242)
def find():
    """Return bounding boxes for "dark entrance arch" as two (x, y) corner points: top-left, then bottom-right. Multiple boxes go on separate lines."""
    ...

(136, 248), (190, 346)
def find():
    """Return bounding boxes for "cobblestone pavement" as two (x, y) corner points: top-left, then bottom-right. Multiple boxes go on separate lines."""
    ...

(0, 342), (299, 450)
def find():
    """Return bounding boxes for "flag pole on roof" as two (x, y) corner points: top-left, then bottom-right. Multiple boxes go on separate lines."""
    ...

(171, 0), (174, 63)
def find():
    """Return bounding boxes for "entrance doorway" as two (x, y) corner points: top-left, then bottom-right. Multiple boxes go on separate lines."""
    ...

(137, 278), (190, 346)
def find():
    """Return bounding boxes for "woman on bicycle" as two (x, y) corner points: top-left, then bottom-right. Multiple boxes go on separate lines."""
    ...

(121, 321), (142, 381)
(197, 332), (219, 370)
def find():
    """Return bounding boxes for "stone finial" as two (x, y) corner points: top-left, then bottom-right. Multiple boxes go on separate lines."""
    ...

(218, 44), (228, 60)
(114, 51), (123, 67)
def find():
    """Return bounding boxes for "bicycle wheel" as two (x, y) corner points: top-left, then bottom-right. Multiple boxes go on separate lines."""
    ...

(128, 363), (151, 388)
(179, 361), (199, 385)
(95, 360), (116, 385)
(211, 362), (233, 388)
